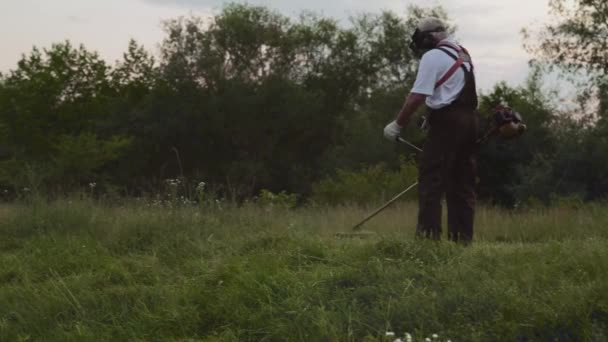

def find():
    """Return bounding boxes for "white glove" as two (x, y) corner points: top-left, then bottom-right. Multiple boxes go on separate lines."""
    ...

(383, 120), (402, 142)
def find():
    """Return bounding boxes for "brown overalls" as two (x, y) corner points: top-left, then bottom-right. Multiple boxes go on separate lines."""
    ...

(416, 46), (479, 243)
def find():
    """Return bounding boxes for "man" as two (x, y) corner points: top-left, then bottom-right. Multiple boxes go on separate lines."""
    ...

(383, 17), (479, 243)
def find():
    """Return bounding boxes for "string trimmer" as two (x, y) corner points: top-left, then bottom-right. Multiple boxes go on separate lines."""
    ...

(343, 106), (526, 236)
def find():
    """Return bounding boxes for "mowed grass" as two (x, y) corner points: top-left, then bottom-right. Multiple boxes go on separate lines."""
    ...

(1, 198), (607, 341)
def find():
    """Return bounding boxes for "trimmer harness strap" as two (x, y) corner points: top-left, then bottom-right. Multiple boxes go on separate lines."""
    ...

(434, 42), (474, 89)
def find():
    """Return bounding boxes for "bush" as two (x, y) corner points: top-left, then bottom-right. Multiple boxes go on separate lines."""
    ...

(311, 158), (418, 205)
(256, 189), (298, 210)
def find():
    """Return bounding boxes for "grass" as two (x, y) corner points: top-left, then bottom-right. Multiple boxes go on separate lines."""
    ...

(0, 197), (607, 341)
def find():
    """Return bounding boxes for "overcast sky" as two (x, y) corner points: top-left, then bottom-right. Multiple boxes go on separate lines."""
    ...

(0, 0), (551, 91)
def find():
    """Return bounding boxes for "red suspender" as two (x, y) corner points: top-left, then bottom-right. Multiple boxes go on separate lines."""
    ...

(435, 57), (465, 89)
(434, 42), (473, 89)
(437, 41), (461, 53)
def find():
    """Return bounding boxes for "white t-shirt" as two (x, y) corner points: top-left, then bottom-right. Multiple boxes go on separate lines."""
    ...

(410, 39), (473, 109)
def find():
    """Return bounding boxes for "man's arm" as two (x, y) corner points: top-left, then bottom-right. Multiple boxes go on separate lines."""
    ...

(385, 50), (435, 141)
(383, 92), (427, 141)
(396, 92), (427, 127)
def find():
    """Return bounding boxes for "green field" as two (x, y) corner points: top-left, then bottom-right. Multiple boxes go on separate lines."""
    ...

(1, 198), (607, 341)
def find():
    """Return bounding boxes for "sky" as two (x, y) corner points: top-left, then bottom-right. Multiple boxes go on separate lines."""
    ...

(0, 0), (552, 91)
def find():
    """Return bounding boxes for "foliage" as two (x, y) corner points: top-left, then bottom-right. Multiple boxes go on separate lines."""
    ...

(312, 157), (418, 205)
(256, 189), (298, 210)
(0, 3), (451, 198)
(523, 0), (608, 117)
(476, 69), (559, 206)
(523, 0), (608, 75)
(3, 2), (608, 206)
(0, 42), (132, 189)
(517, 0), (608, 205)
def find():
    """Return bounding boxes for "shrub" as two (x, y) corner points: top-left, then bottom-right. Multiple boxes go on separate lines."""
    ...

(311, 158), (418, 205)
(256, 189), (298, 210)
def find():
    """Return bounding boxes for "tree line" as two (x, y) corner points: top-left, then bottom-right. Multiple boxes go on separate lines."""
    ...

(0, 1), (606, 207)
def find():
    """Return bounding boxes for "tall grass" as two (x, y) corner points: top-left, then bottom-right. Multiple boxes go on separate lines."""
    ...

(0, 198), (607, 341)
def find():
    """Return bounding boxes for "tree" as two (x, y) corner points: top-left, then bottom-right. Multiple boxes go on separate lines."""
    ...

(143, 4), (447, 197)
(523, 0), (608, 117)
(522, 0), (608, 203)
(0, 3), (479, 200)
(319, 6), (450, 174)
(0, 42), (131, 188)
(477, 70), (559, 206)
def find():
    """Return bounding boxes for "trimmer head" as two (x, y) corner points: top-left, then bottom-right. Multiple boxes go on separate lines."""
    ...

(335, 230), (377, 239)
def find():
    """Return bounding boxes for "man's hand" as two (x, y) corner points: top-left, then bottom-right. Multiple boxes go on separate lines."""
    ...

(383, 93), (426, 143)
(383, 120), (403, 141)
(396, 93), (427, 127)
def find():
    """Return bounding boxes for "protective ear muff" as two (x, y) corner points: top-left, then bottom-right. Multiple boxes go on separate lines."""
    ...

(409, 28), (443, 54)
(409, 29), (420, 52)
